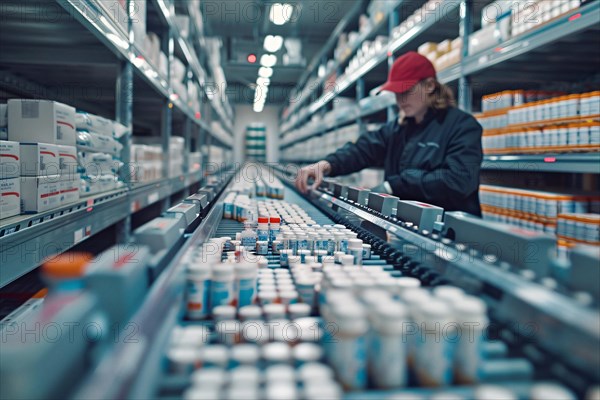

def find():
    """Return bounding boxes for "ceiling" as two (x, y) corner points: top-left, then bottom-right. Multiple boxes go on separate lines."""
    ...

(200, 0), (353, 105)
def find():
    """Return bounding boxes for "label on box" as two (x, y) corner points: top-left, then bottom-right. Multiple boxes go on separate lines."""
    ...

(0, 177), (20, 219)
(20, 176), (61, 213)
(0, 140), (20, 179)
(57, 145), (78, 180)
(60, 178), (80, 205)
(20, 143), (60, 177)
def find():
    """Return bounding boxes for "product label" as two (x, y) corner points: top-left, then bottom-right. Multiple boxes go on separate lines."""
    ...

(416, 331), (453, 386)
(210, 281), (233, 308)
(340, 239), (349, 254)
(362, 247), (371, 259)
(298, 239), (309, 251)
(241, 236), (257, 248)
(237, 278), (256, 307)
(335, 336), (368, 390)
(280, 252), (289, 267)
(327, 240), (336, 255)
(186, 279), (209, 318)
(350, 249), (363, 265)
(315, 239), (328, 252)
(257, 228), (269, 242)
(269, 228), (280, 242)
(371, 334), (407, 388)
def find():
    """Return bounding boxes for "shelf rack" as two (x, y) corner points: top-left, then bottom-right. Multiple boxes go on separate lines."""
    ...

(278, 0), (600, 175)
(0, 0), (235, 287)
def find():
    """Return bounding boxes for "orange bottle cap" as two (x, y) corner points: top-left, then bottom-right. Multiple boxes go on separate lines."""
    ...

(42, 252), (93, 279)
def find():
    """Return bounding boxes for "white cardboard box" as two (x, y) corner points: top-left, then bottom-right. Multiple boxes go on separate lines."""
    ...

(0, 178), (20, 219)
(0, 140), (20, 179)
(60, 176), (81, 205)
(20, 175), (62, 213)
(8, 99), (76, 146)
(57, 145), (78, 181)
(20, 143), (60, 177)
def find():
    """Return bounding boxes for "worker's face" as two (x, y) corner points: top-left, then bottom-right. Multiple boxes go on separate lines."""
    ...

(395, 79), (435, 118)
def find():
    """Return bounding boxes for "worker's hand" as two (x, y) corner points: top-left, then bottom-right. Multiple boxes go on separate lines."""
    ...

(295, 160), (331, 194)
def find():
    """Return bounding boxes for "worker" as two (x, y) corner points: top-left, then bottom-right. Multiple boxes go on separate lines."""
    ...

(295, 51), (483, 216)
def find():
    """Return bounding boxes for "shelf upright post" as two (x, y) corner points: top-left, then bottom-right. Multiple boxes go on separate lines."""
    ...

(204, 99), (213, 175)
(356, 78), (365, 134)
(387, 8), (400, 122)
(458, 0), (474, 112)
(161, 26), (174, 212)
(115, 0), (135, 243)
(184, 111), (192, 195)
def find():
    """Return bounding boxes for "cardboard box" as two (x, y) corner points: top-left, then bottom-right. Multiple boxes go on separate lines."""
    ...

(0, 127), (7, 141)
(418, 42), (437, 55)
(20, 143), (60, 176)
(8, 99), (76, 146)
(60, 176), (80, 205)
(0, 178), (20, 219)
(20, 175), (62, 213)
(0, 140), (20, 179)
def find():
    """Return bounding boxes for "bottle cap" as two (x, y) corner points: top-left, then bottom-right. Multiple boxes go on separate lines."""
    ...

(42, 252), (93, 279)
(258, 217), (269, 223)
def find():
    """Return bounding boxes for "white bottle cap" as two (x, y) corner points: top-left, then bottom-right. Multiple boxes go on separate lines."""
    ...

(433, 285), (465, 301)
(348, 238), (363, 249)
(395, 277), (421, 296)
(225, 386), (260, 400)
(259, 284), (277, 292)
(279, 290), (298, 304)
(297, 362), (335, 382)
(452, 295), (488, 322)
(258, 290), (278, 304)
(361, 289), (394, 308)
(183, 388), (221, 400)
(331, 302), (368, 334)
(340, 255), (356, 265)
(474, 385), (518, 400)
(265, 364), (296, 382)
(262, 342), (291, 363)
(288, 303), (311, 319)
(187, 264), (211, 279)
(265, 383), (297, 400)
(373, 301), (409, 334)
(238, 305), (263, 321)
(198, 345), (229, 368)
(230, 344), (261, 365)
(212, 305), (237, 321)
(263, 303), (286, 320)
(293, 342), (323, 363)
(530, 383), (576, 400)
(191, 367), (227, 388)
(171, 326), (210, 348)
(167, 347), (200, 370)
(212, 263), (235, 281)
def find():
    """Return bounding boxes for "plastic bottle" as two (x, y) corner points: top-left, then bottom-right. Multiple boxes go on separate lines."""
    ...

(348, 239), (363, 265)
(453, 296), (488, 384)
(362, 244), (372, 260)
(269, 216), (280, 242)
(256, 241), (269, 255)
(210, 263), (236, 309)
(415, 299), (454, 387)
(186, 264), (211, 320)
(297, 232), (309, 252)
(240, 222), (257, 248)
(333, 232), (345, 253)
(257, 217), (270, 242)
(370, 301), (409, 389)
(330, 302), (369, 390)
(235, 262), (258, 307)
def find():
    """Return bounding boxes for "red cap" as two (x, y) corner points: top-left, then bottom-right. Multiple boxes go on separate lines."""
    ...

(269, 216), (281, 223)
(380, 51), (436, 94)
(258, 217), (269, 223)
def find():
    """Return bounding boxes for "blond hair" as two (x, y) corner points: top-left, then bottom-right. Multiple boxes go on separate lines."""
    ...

(427, 79), (456, 110)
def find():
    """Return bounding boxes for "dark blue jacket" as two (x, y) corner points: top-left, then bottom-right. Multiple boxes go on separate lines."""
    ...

(325, 107), (483, 216)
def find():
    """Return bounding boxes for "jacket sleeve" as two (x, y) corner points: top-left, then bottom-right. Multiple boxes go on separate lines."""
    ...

(324, 122), (393, 177)
(387, 114), (483, 203)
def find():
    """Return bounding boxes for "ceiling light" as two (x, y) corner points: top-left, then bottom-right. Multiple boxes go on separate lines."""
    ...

(264, 35), (284, 52)
(270, 3), (294, 25)
(260, 54), (277, 67)
(258, 67), (273, 78)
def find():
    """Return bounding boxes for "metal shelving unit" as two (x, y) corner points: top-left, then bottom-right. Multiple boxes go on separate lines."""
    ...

(482, 153), (600, 174)
(0, 0), (233, 288)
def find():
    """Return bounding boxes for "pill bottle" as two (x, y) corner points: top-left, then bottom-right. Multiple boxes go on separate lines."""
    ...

(340, 254), (356, 266)
(235, 262), (258, 307)
(370, 301), (409, 389)
(269, 216), (281, 242)
(295, 275), (318, 308)
(395, 277), (421, 299)
(271, 240), (282, 255)
(240, 222), (257, 248)
(333, 232), (345, 253)
(297, 232), (309, 251)
(453, 296), (488, 384)
(210, 263), (236, 309)
(362, 244), (372, 260)
(280, 249), (294, 267)
(414, 299), (454, 387)
(256, 217), (269, 242)
(348, 239), (363, 265)
(186, 264), (211, 320)
(330, 302), (368, 390)
(256, 241), (269, 255)
(299, 249), (312, 263)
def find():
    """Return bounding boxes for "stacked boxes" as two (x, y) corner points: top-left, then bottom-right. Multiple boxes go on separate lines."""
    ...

(169, 137), (185, 178)
(76, 111), (123, 196)
(6, 99), (81, 213)
(0, 140), (20, 219)
(418, 37), (462, 71)
(130, 144), (163, 183)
